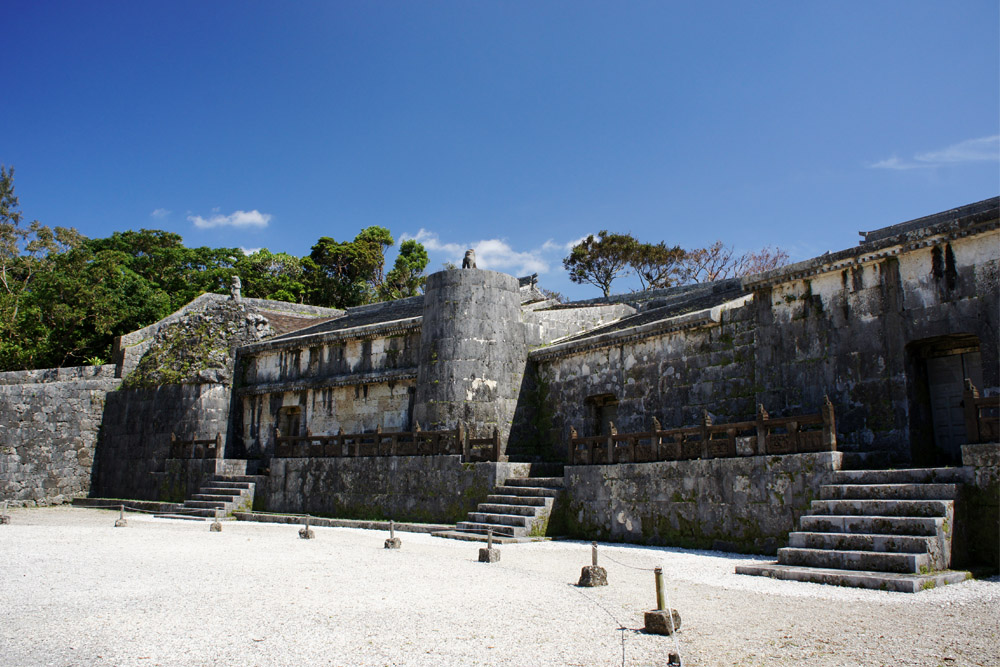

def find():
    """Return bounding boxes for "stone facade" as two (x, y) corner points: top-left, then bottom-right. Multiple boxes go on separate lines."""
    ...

(0, 198), (997, 567)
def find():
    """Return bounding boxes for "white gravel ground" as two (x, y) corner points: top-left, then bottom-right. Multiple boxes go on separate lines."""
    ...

(1, 506), (997, 667)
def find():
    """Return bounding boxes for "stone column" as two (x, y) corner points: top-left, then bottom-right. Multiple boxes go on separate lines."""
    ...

(413, 269), (526, 458)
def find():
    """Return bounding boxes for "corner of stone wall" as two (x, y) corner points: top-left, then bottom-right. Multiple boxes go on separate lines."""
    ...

(957, 443), (999, 570)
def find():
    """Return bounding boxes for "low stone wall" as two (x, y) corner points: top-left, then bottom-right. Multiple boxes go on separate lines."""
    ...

(959, 443), (999, 569)
(562, 452), (843, 554)
(261, 456), (530, 524)
(0, 366), (120, 506)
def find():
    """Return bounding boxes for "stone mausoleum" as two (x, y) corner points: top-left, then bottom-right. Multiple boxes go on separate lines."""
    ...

(1, 197), (997, 591)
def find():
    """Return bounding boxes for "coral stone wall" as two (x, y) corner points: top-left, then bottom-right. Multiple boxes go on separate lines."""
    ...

(533, 304), (756, 460)
(753, 232), (998, 461)
(0, 366), (120, 506)
(90, 383), (231, 501)
(261, 456), (531, 524)
(563, 452), (843, 554)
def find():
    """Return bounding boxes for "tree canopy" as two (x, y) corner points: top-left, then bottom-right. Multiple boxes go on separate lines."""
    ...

(0, 168), (428, 371)
(563, 230), (790, 296)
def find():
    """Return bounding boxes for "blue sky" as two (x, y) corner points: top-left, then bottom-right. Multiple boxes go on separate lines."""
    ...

(3, 1), (997, 299)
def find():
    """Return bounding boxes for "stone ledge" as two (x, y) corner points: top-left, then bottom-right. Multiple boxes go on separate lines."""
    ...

(232, 512), (453, 534)
(735, 562), (972, 593)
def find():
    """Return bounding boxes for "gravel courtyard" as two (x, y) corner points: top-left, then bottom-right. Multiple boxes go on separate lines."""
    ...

(1, 506), (997, 667)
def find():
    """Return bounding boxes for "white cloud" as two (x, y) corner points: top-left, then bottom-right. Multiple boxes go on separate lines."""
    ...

(402, 228), (590, 275)
(870, 135), (999, 170)
(150, 208), (170, 219)
(240, 247), (263, 256)
(188, 209), (272, 229)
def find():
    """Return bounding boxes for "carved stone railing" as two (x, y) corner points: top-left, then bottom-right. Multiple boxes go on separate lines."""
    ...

(569, 398), (837, 465)
(169, 432), (223, 459)
(273, 422), (500, 462)
(964, 380), (999, 444)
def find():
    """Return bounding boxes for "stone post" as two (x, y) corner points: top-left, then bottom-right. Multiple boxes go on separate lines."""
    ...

(384, 519), (401, 549)
(755, 404), (769, 455)
(963, 380), (982, 445)
(644, 566), (682, 636)
(821, 395), (837, 451)
(478, 527), (500, 562)
(578, 541), (608, 587)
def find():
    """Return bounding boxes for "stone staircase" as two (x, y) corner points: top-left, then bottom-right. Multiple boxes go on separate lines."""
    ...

(737, 467), (973, 593)
(433, 476), (564, 543)
(156, 475), (260, 521)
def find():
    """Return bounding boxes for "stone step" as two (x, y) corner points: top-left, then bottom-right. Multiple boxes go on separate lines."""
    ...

(833, 467), (971, 485)
(190, 494), (242, 503)
(484, 494), (548, 507)
(213, 475), (264, 484)
(430, 530), (525, 544)
(466, 512), (530, 528)
(799, 514), (943, 536)
(182, 500), (228, 510)
(495, 485), (560, 498)
(196, 487), (244, 497)
(477, 503), (539, 517)
(504, 477), (564, 489)
(788, 531), (934, 554)
(455, 521), (517, 537)
(778, 547), (930, 574)
(809, 499), (951, 518)
(735, 563), (971, 593)
(205, 480), (254, 490)
(819, 483), (960, 501)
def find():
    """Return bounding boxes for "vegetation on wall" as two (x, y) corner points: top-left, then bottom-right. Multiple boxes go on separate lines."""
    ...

(0, 165), (428, 372)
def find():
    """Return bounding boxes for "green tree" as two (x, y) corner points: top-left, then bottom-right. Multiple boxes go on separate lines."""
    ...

(0, 166), (83, 369)
(305, 226), (396, 307)
(562, 231), (639, 297)
(629, 241), (686, 290)
(381, 239), (429, 299)
(235, 249), (306, 303)
(85, 229), (240, 309)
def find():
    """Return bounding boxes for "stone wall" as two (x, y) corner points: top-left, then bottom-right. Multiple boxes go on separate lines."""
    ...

(523, 303), (636, 346)
(530, 300), (756, 460)
(261, 456), (531, 524)
(90, 383), (231, 501)
(958, 444), (999, 569)
(562, 452), (843, 554)
(751, 231), (999, 462)
(0, 365), (120, 506)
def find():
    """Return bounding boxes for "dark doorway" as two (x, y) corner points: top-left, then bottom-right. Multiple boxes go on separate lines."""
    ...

(907, 335), (982, 466)
(276, 405), (302, 437)
(586, 394), (619, 437)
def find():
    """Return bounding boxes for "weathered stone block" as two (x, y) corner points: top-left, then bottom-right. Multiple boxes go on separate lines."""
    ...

(478, 547), (500, 563)
(384, 537), (401, 549)
(643, 609), (682, 635)
(577, 565), (607, 586)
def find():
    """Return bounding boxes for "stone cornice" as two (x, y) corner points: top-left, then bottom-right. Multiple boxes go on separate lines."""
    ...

(236, 367), (418, 396)
(530, 295), (752, 362)
(742, 210), (998, 291)
(238, 316), (423, 355)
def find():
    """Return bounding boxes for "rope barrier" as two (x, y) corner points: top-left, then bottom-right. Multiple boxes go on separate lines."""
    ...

(599, 551), (659, 572)
(76, 502), (209, 516)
